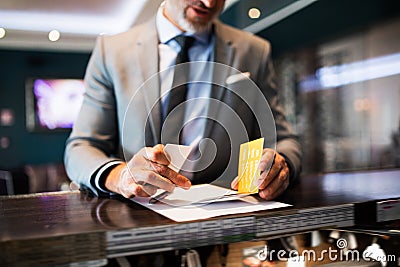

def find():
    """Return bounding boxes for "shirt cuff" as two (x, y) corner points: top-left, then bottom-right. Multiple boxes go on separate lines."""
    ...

(93, 160), (124, 194)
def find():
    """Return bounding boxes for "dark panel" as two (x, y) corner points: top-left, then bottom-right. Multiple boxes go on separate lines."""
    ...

(0, 49), (90, 169)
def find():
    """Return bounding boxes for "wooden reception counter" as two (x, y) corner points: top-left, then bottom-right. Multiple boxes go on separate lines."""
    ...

(1, 169), (399, 266)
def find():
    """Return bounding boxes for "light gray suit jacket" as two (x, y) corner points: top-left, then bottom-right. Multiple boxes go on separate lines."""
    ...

(64, 18), (302, 196)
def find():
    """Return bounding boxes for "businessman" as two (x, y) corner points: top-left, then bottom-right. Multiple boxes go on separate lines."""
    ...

(64, 0), (302, 201)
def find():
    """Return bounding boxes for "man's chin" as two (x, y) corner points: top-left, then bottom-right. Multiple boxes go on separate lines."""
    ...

(179, 18), (212, 33)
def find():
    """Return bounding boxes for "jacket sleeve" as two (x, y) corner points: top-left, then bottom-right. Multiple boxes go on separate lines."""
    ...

(64, 35), (122, 196)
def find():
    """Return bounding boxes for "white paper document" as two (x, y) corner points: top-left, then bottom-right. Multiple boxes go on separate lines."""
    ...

(130, 184), (291, 222)
(150, 184), (248, 206)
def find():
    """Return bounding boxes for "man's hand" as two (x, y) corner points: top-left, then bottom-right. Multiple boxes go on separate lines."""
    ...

(231, 148), (290, 200)
(105, 144), (192, 198)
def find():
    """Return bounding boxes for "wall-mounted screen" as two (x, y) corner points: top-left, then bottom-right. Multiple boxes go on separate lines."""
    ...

(25, 78), (85, 132)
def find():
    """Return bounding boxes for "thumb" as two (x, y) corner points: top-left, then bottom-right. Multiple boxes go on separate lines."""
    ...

(231, 176), (239, 190)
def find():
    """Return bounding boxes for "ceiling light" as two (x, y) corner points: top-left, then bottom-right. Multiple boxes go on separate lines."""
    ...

(248, 8), (261, 19)
(48, 30), (60, 42)
(0, 0), (148, 36)
(0, 28), (6, 39)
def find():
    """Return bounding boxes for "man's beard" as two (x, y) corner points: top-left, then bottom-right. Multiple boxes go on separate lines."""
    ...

(178, 12), (213, 33)
(175, 1), (216, 33)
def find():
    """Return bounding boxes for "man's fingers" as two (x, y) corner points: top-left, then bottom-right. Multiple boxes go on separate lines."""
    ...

(258, 149), (275, 172)
(257, 149), (275, 189)
(138, 145), (170, 165)
(258, 162), (283, 190)
(152, 163), (191, 189)
(258, 153), (286, 190)
(121, 144), (192, 199)
(119, 180), (141, 198)
(132, 169), (177, 192)
(120, 183), (158, 198)
(258, 169), (289, 200)
(128, 150), (191, 190)
(231, 176), (239, 190)
(139, 184), (158, 196)
(256, 150), (290, 200)
(122, 167), (189, 197)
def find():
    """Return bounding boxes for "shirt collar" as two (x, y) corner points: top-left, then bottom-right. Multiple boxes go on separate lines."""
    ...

(156, 2), (212, 45)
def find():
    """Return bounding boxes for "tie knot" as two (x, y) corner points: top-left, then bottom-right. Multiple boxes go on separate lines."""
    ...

(174, 35), (195, 51)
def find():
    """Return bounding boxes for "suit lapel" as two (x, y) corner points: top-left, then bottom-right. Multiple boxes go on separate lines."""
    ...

(131, 20), (237, 146)
(134, 19), (161, 145)
(204, 21), (235, 139)
(211, 21), (235, 100)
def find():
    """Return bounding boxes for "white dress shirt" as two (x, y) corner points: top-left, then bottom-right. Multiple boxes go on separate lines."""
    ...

(156, 4), (214, 146)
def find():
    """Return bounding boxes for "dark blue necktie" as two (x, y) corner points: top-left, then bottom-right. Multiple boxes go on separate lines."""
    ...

(165, 35), (195, 116)
(162, 35), (195, 144)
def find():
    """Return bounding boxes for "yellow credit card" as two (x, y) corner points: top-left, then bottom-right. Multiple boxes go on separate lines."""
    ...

(238, 138), (264, 194)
